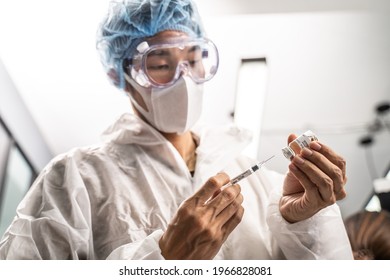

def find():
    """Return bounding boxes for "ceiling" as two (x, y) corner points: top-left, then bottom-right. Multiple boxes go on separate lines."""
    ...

(0, 0), (389, 217)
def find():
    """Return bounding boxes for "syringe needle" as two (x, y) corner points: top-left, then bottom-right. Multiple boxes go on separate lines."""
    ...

(228, 155), (275, 186)
(257, 155), (275, 168)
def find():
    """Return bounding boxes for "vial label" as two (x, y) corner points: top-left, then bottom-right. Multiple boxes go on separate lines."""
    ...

(282, 130), (318, 160)
(294, 135), (311, 149)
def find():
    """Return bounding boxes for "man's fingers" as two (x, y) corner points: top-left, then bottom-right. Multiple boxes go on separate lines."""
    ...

(291, 156), (336, 203)
(208, 184), (241, 216)
(192, 173), (230, 205)
(309, 141), (347, 184)
(288, 163), (319, 201)
(220, 205), (244, 241)
(216, 192), (244, 223)
(300, 148), (344, 194)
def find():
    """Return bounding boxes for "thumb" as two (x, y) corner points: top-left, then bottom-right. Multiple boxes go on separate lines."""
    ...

(287, 133), (297, 145)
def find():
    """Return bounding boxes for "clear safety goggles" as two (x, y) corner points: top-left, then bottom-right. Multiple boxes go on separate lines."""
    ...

(124, 38), (219, 88)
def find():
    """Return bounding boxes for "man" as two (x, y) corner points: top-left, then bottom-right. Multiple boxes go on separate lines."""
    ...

(0, 0), (353, 259)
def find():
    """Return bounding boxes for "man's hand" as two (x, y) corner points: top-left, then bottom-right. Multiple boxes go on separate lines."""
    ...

(159, 173), (244, 259)
(280, 134), (347, 223)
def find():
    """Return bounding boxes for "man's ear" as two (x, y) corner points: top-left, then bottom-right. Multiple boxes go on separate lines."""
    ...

(107, 68), (120, 87)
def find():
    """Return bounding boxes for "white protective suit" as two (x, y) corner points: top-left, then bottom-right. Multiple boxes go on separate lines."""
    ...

(0, 113), (353, 259)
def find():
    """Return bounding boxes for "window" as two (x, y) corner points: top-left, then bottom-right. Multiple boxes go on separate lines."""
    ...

(233, 58), (268, 159)
(0, 118), (37, 237)
(0, 123), (11, 194)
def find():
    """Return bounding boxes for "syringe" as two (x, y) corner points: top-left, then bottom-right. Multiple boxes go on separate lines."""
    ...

(204, 155), (275, 204)
(224, 155), (275, 188)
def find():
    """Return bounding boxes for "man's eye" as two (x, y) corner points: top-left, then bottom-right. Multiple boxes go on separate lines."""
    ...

(189, 59), (201, 66)
(148, 64), (170, 71)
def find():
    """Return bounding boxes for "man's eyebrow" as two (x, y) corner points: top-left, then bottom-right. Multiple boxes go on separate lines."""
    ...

(147, 49), (170, 57)
(147, 45), (201, 57)
(187, 45), (201, 53)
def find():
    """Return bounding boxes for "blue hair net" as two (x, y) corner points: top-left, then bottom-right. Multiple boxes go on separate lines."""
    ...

(96, 0), (205, 89)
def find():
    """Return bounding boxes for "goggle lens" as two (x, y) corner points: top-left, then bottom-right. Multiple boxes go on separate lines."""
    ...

(128, 38), (218, 87)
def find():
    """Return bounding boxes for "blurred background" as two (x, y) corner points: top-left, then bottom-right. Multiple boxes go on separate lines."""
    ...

(0, 0), (389, 237)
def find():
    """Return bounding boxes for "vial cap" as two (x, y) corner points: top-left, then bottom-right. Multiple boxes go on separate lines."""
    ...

(282, 146), (295, 160)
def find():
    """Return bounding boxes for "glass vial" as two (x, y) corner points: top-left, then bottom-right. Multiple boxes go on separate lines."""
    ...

(282, 130), (318, 160)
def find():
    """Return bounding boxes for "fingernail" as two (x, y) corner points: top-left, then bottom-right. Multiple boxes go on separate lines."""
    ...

(293, 155), (305, 165)
(301, 147), (313, 157)
(310, 142), (321, 151)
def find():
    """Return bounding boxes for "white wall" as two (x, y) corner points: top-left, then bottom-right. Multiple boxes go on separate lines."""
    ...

(0, 59), (53, 171)
(199, 11), (390, 218)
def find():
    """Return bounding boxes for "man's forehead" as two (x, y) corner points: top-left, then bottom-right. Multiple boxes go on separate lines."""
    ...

(146, 30), (190, 45)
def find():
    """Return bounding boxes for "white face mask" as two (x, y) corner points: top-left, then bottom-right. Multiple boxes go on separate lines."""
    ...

(125, 74), (204, 134)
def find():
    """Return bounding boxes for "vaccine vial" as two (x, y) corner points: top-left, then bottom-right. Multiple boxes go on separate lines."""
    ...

(282, 130), (318, 160)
